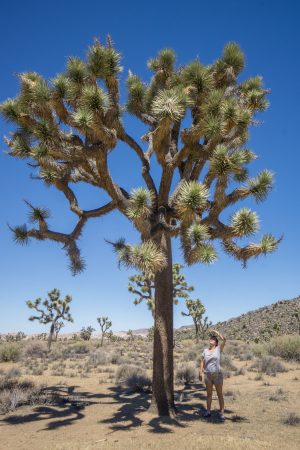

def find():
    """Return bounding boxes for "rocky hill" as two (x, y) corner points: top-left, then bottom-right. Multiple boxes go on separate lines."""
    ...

(214, 295), (300, 341)
(174, 295), (300, 342)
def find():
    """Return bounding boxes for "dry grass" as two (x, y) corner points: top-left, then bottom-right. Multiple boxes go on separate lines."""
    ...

(0, 338), (299, 449)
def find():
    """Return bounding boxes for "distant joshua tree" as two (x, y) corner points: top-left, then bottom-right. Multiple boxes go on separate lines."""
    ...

(128, 263), (193, 317)
(54, 321), (64, 341)
(181, 299), (212, 342)
(26, 288), (73, 350)
(97, 316), (112, 346)
(80, 326), (95, 341)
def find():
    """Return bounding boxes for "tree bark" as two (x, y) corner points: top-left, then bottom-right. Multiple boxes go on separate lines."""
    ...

(48, 322), (55, 351)
(149, 233), (176, 416)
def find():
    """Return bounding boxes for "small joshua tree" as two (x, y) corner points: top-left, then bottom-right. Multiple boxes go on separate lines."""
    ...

(97, 316), (112, 346)
(80, 326), (95, 341)
(15, 331), (26, 341)
(54, 321), (64, 341)
(128, 263), (194, 317)
(181, 298), (211, 342)
(26, 288), (73, 350)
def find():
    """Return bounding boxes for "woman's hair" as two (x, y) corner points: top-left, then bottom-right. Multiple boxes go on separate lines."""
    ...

(209, 335), (218, 346)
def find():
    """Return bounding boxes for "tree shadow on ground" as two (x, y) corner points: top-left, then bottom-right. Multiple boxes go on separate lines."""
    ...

(98, 382), (246, 434)
(0, 385), (104, 431)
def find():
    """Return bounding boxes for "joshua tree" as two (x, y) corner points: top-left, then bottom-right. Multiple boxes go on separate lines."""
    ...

(15, 331), (27, 341)
(181, 298), (211, 342)
(128, 263), (194, 316)
(1, 37), (280, 415)
(97, 316), (112, 346)
(54, 321), (64, 341)
(80, 326), (95, 341)
(26, 288), (73, 350)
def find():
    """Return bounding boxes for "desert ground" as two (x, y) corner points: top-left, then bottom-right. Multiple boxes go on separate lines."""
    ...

(0, 337), (299, 450)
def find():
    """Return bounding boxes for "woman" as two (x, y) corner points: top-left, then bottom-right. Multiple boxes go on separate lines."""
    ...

(199, 329), (226, 421)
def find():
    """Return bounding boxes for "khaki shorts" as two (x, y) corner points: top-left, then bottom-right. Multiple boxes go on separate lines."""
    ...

(204, 372), (223, 386)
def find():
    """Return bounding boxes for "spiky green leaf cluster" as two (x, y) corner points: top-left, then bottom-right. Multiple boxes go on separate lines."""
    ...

(126, 73), (146, 115)
(248, 170), (273, 202)
(151, 88), (191, 122)
(127, 188), (154, 220)
(209, 145), (256, 177)
(187, 243), (218, 265)
(148, 48), (176, 73)
(175, 181), (209, 217)
(185, 223), (210, 246)
(11, 225), (29, 245)
(231, 208), (259, 237)
(87, 43), (122, 79)
(111, 239), (167, 275)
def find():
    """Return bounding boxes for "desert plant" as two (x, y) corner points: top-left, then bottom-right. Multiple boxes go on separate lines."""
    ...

(0, 343), (21, 362)
(26, 289), (73, 350)
(251, 356), (287, 375)
(181, 299), (212, 342)
(97, 317), (112, 346)
(115, 364), (151, 391)
(267, 335), (300, 361)
(54, 321), (64, 341)
(23, 341), (48, 358)
(175, 363), (198, 385)
(282, 412), (300, 426)
(15, 332), (26, 341)
(80, 326), (95, 341)
(2, 38), (280, 416)
(128, 263), (194, 316)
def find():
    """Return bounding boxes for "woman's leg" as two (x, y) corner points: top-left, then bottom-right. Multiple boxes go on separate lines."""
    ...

(205, 381), (213, 412)
(214, 383), (224, 413)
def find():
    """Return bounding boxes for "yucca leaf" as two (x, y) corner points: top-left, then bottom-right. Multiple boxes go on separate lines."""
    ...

(231, 208), (259, 236)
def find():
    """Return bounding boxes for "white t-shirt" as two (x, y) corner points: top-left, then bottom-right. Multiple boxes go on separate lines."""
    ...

(202, 346), (222, 373)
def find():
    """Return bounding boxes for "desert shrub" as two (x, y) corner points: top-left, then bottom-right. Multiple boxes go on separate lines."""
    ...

(251, 356), (287, 375)
(282, 412), (300, 426)
(88, 350), (108, 367)
(110, 351), (123, 365)
(183, 349), (198, 362)
(239, 352), (253, 361)
(175, 363), (198, 385)
(269, 388), (287, 402)
(65, 342), (90, 355)
(23, 341), (48, 358)
(115, 364), (151, 390)
(0, 343), (21, 362)
(0, 373), (48, 415)
(221, 354), (237, 371)
(267, 335), (300, 362)
(252, 344), (267, 358)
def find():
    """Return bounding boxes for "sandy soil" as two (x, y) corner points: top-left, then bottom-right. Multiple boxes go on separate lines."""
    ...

(1, 361), (300, 450)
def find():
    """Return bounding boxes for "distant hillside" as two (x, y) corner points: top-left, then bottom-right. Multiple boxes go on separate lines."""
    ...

(214, 296), (300, 341)
(174, 296), (300, 342)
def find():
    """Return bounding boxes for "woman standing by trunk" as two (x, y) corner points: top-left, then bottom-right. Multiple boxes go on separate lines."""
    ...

(199, 329), (226, 421)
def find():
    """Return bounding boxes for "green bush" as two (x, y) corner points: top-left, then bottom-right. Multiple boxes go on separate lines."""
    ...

(175, 363), (198, 385)
(0, 343), (21, 362)
(267, 335), (300, 362)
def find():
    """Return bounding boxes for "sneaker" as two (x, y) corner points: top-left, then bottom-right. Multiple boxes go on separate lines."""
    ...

(203, 410), (211, 418)
(219, 412), (225, 422)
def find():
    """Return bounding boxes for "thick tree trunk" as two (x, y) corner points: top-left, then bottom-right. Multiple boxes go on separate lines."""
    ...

(149, 233), (176, 416)
(194, 321), (199, 343)
(48, 322), (55, 351)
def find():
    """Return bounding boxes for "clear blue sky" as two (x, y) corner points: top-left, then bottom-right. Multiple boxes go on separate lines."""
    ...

(0, 0), (299, 334)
